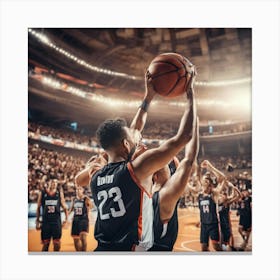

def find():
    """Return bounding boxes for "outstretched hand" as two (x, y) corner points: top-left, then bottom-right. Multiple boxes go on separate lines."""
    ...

(186, 65), (197, 98)
(144, 70), (157, 101)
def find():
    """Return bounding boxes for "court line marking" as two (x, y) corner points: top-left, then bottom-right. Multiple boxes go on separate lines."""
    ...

(174, 240), (200, 252)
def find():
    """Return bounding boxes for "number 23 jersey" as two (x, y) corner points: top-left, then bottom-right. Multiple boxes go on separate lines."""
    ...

(90, 161), (153, 250)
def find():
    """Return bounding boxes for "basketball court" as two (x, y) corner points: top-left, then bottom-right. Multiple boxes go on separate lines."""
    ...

(28, 207), (252, 252)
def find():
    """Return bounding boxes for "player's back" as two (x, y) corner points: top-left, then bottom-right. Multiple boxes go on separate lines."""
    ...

(90, 161), (153, 251)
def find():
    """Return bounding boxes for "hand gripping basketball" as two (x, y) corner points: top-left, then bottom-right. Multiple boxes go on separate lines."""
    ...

(147, 52), (195, 98)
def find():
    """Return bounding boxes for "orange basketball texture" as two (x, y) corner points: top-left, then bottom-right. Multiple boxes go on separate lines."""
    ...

(147, 53), (193, 98)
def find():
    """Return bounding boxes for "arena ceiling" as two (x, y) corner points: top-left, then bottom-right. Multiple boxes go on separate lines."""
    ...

(28, 28), (252, 131)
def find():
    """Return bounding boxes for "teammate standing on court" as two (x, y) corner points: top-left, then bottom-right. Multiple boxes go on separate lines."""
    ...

(88, 62), (196, 251)
(236, 188), (252, 250)
(69, 186), (93, 251)
(36, 179), (68, 251)
(217, 182), (241, 251)
(197, 160), (226, 251)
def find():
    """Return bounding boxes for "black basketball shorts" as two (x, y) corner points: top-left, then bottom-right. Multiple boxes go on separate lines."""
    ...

(71, 218), (89, 237)
(200, 222), (220, 245)
(41, 221), (62, 242)
(239, 215), (252, 231)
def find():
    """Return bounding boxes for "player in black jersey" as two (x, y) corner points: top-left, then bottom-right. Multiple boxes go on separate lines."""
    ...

(69, 186), (93, 251)
(77, 66), (197, 251)
(197, 160), (227, 251)
(148, 117), (199, 251)
(36, 180), (68, 251)
(237, 188), (252, 250)
(217, 182), (241, 251)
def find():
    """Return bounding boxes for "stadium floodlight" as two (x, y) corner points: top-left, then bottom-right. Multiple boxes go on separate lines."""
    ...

(29, 29), (251, 87)
(28, 28), (141, 81)
(196, 77), (251, 87)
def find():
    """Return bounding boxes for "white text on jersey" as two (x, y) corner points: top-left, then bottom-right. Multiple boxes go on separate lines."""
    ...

(97, 175), (114, 186)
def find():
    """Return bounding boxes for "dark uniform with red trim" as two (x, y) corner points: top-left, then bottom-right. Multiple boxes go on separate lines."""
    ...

(90, 161), (153, 251)
(148, 191), (179, 251)
(149, 160), (179, 251)
(71, 197), (89, 237)
(218, 204), (231, 244)
(198, 193), (220, 245)
(238, 196), (252, 231)
(41, 189), (62, 242)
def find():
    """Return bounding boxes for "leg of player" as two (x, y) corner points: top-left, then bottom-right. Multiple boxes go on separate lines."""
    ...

(212, 241), (222, 251)
(73, 237), (82, 251)
(42, 240), (50, 251)
(201, 243), (209, 251)
(229, 233), (236, 251)
(200, 224), (210, 251)
(80, 232), (88, 251)
(238, 225), (245, 240)
(53, 239), (61, 251)
(210, 225), (222, 251)
(240, 228), (251, 250)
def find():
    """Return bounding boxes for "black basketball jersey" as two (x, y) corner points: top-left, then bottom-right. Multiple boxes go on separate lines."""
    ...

(90, 161), (153, 250)
(198, 193), (218, 224)
(218, 204), (230, 225)
(238, 196), (252, 217)
(149, 191), (178, 251)
(41, 189), (61, 223)
(73, 197), (88, 220)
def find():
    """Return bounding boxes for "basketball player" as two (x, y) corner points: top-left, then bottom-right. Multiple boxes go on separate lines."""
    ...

(218, 182), (241, 251)
(36, 180), (68, 251)
(68, 186), (93, 251)
(197, 160), (227, 251)
(148, 116), (199, 251)
(236, 188), (252, 250)
(87, 65), (196, 251)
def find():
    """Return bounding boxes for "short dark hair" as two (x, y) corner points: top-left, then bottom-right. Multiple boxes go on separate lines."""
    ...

(96, 118), (128, 150)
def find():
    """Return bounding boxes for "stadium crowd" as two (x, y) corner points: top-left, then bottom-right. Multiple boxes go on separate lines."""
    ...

(28, 141), (251, 204)
(29, 121), (251, 146)
(28, 121), (252, 208)
(28, 143), (91, 203)
(28, 122), (98, 147)
(143, 121), (251, 140)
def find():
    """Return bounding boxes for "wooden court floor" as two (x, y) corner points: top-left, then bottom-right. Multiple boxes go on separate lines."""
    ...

(28, 207), (252, 252)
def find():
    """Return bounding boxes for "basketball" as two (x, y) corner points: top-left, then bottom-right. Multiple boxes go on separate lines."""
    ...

(147, 52), (194, 98)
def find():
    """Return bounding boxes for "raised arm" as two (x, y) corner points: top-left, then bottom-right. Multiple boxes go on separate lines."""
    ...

(201, 159), (226, 184)
(158, 115), (200, 221)
(75, 154), (106, 187)
(227, 182), (242, 204)
(131, 67), (196, 182)
(75, 162), (102, 187)
(130, 72), (157, 132)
